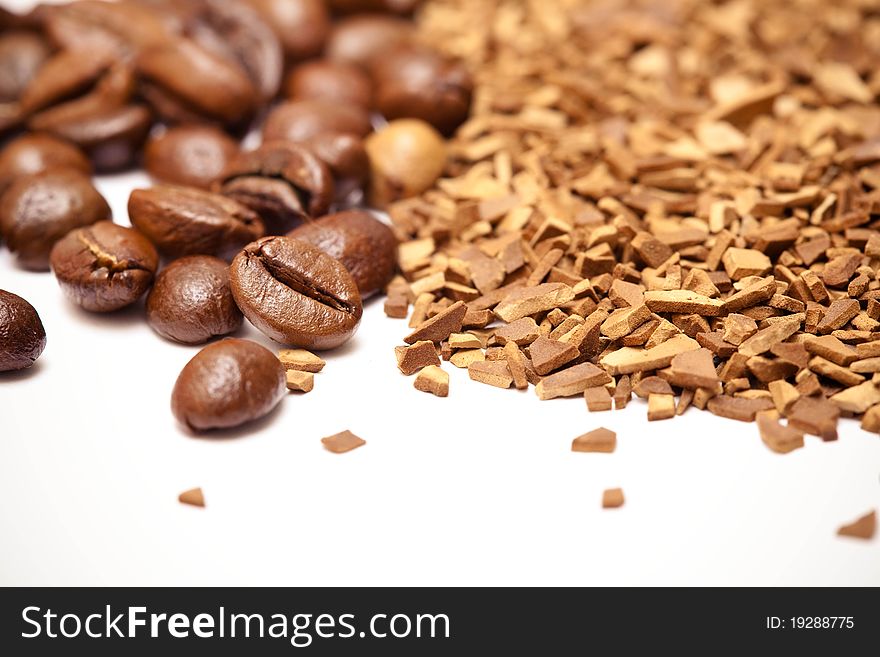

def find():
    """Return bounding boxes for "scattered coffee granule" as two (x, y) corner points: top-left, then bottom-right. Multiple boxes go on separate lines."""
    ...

(404, 300), (467, 344)
(468, 360), (513, 389)
(450, 348), (485, 368)
(602, 488), (625, 509)
(756, 411), (804, 455)
(584, 386), (612, 412)
(647, 394), (675, 421)
(278, 349), (325, 373)
(395, 340), (441, 375)
(529, 336), (579, 375)
(503, 341), (529, 390)
(321, 430), (366, 454)
(572, 427), (616, 453)
(285, 370), (314, 393)
(414, 365), (449, 397)
(178, 487), (205, 508)
(837, 510), (876, 540)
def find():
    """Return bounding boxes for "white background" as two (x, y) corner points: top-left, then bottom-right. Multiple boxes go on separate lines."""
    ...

(1, 1), (878, 586)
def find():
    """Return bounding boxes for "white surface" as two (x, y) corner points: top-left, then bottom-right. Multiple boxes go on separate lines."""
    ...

(1, 169), (879, 587)
(1, 0), (878, 586)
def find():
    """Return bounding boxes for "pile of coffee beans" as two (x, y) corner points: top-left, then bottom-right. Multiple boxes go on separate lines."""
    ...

(0, 0), (474, 432)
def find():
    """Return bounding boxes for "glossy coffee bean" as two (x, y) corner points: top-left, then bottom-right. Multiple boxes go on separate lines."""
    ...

(171, 338), (286, 432)
(31, 103), (153, 173)
(284, 60), (372, 108)
(372, 45), (473, 135)
(247, 0), (330, 63)
(184, 0), (283, 103)
(138, 38), (256, 126)
(0, 168), (111, 271)
(40, 0), (174, 57)
(230, 236), (362, 350)
(0, 31), (51, 103)
(0, 133), (91, 196)
(216, 141), (334, 235)
(288, 210), (397, 298)
(50, 221), (159, 312)
(326, 14), (414, 68)
(129, 185), (264, 260)
(364, 118), (446, 207)
(18, 48), (115, 116)
(0, 289), (47, 372)
(299, 131), (369, 200)
(263, 99), (372, 143)
(145, 125), (239, 190)
(146, 255), (242, 345)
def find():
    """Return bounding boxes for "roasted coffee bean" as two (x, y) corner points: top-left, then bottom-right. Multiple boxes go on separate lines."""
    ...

(26, 61), (151, 172)
(137, 38), (256, 126)
(326, 14), (414, 68)
(40, 0), (174, 57)
(0, 133), (91, 196)
(263, 99), (372, 143)
(183, 0), (283, 103)
(0, 31), (51, 103)
(246, 0), (329, 63)
(284, 60), (372, 108)
(18, 48), (115, 117)
(50, 221), (159, 312)
(216, 141), (334, 235)
(146, 255), (242, 344)
(364, 118), (446, 207)
(145, 125), (239, 190)
(0, 168), (111, 271)
(299, 131), (369, 200)
(171, 338), (286, 432)
(31, 104), (152, 173)
(326, 0), (421, 14)
(128, 185), (264, 260)
(230, 236), (362, 350)
(371, 45), (473, 135)
(0, 289), (47, 372)
(288, 210), (397, 298)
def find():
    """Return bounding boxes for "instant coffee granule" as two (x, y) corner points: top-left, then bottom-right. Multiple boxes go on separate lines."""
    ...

(386, 0), (880, 451)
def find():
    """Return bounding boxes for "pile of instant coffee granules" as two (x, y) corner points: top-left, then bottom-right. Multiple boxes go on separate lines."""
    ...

(383, 0), (878, 535)
(387, 0), (878, 428)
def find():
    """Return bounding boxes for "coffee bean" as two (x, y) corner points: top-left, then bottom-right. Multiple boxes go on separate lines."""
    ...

(18, 48), (115, 116)
(146, 255), (242, 345)
(171, 338), (286, 432)
(50, 221), (159, 312)
(184, 0), (283, 103)
(247, 0), (330, 63)
(129, 185), (264, 260)
(288, 210), (397, 298)
(230, 235), (362, 350)
(364, 118), (446, 207)
(0, 168), (111, 271)
(0, 133), (91, 196)
(0, 31), (51, 103)
(263, 99), (372, 142)
(145, 125), (240, 190)
(40, 0), (174, 57)
(216, 141), (334, 235)
(326, 14), (414, 68)
(298, 131), (369, 201)
(137, 38), (256, 126)
(30, 103), (152, 173)
(284, 59), (372, 108)
(0, 289), (47, 372)
(371, 45), (472, 135)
